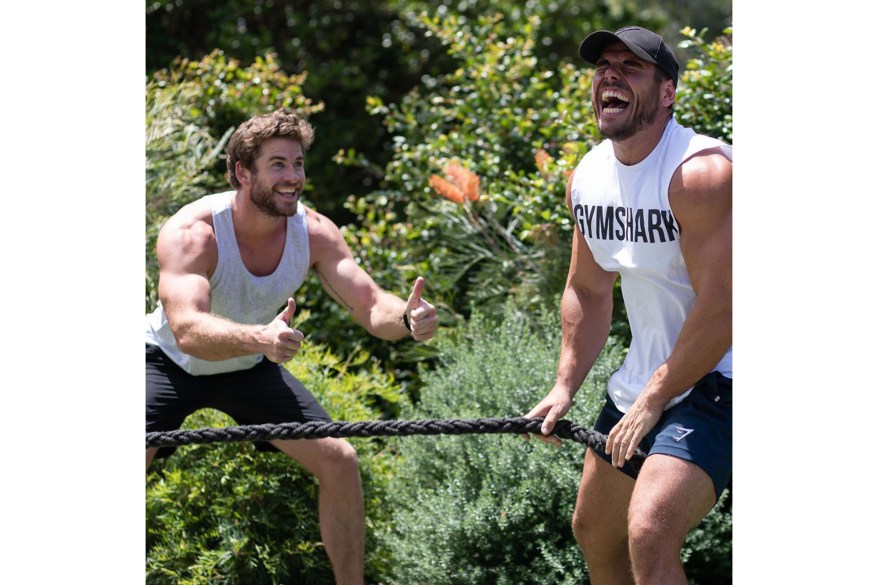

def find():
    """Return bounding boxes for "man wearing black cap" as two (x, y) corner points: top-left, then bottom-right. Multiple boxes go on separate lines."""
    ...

(524, 26), (732, 584)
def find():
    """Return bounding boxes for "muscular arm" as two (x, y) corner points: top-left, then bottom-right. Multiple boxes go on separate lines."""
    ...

(608, 149), (732, 465)
(642, 150), (733, 403)
(307, 210), (436, 341)
(526, 171), (618, 438)
(156, 204), (298, 362)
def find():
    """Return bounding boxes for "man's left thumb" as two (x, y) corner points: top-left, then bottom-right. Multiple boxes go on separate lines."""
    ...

(405, 276), (425, 313)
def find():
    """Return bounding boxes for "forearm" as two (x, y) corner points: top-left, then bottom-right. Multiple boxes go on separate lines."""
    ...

(555, 284), (614, 397)
(643, 295), (731, 405)
(173, 312), (264, 361)
(363, 291), (410, 341)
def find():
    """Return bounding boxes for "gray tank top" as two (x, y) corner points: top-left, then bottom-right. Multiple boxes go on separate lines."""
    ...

(145, 191), (311, 375)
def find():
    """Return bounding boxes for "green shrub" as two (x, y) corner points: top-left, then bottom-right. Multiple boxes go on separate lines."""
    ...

(378, 302), (614, 583)
(676, 26), (733, 144)
(146, 317), (409, 584)
(377, 302), (731, 583)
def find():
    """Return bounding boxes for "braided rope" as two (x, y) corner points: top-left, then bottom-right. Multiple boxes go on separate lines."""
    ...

(146, 417), (646, 467)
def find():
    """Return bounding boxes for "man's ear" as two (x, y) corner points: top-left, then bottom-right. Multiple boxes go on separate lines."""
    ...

(235, 161), (251, 186)
(661, 80), (676, 108)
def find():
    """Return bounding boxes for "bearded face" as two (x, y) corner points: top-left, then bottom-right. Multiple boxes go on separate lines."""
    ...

(248, 169), (301, 217)
(592, 70), (664, 142)
(243, 138), (306, 217)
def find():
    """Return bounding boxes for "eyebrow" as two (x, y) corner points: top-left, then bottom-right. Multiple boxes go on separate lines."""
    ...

(266, 153), (304, 162)
(597, 56), (647, 68)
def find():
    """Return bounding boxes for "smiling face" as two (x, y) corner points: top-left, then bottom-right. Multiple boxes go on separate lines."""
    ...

(243, 137), (306, 217)
(590, 41), (674, 141)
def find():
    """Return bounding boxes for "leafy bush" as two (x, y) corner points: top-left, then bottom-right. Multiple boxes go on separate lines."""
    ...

(336, 14), (598, 339)
(377, 302), (731, 583)
(676, 26), (733, 144)
(378, 302), (613, 582)
(145, 318), (409, 584)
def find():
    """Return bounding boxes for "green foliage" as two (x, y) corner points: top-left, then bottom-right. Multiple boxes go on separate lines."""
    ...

(146, 0), (450, 223)
(150, 50), (323, 157)
(145, 79), (228, 312)
(145, 323), (409, 584)
(336, 13), (614, 342)
(378, 302), (617, 582)
(675, 27), (734, 144)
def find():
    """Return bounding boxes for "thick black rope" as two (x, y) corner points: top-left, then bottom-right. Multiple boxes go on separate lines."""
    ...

(146, 417), (646, 467)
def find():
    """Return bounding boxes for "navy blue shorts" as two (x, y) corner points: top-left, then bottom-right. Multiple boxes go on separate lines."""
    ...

(146, 344), (331, 459)
(592, 371), (732, 500)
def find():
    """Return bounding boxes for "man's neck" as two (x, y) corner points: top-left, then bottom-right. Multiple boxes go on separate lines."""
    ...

(611, 115), (672, 166)
(231, 189), (287, 242)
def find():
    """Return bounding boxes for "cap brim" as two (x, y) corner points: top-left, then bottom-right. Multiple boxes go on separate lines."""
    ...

(578, 30), (657, 66)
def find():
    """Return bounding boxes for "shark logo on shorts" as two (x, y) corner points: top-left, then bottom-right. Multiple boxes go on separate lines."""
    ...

(673, 426), (694, 442)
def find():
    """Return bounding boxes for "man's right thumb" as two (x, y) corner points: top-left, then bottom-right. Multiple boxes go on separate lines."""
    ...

(278, 298), (297, 325)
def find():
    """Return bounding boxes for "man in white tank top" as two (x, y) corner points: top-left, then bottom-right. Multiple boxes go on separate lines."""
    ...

(146, 110), (437, 585)
(523, 27), (732, 584)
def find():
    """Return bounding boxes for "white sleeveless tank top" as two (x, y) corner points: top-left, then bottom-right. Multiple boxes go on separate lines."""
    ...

(570, 118), (732, 412)
(145, 191), (311, 375)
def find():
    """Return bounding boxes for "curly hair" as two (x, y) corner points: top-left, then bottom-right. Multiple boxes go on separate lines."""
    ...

(225, 110), (315, 189)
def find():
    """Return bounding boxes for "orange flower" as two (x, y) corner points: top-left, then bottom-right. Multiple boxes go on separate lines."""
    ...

(428, 175), (466, 204)
(444, 164), (480, 201)
(535, 149), (552, 177)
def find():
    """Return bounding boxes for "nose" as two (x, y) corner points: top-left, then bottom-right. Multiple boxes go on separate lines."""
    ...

(600, 63), (622, 81)
(284, 166), (305, 184)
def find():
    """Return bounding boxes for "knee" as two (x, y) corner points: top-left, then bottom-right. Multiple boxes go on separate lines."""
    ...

(627, 506), (675, 562)
(319, 439), (360, 478)
(571, 505), (605, 554)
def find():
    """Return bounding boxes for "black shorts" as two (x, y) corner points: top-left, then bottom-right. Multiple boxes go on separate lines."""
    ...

(146, 344), (331, 459)
(592, 371), (732, 500)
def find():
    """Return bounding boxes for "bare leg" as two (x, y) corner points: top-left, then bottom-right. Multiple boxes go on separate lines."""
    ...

(572, 449), (636, 585)
(627, 454), (716, 585)
(272, 437), (365, 585)
(146, 447), (158, 470)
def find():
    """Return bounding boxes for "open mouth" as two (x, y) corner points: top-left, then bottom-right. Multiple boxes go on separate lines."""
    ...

(274, 186), (299, 199)
(600, 89), (630, 115)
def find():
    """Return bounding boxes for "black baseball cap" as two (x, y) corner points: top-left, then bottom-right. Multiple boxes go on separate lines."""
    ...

(579, 26), (679, 86)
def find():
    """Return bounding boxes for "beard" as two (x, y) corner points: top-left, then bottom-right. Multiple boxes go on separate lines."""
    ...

(592, 79), (663, 142)
(248, 172), (299, 218)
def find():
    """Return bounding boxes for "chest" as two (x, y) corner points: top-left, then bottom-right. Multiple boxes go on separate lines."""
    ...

(571, 163), (683, 274)
(236, 227), (287, 277)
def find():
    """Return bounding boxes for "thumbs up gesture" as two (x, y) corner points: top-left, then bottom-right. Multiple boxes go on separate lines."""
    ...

(262, 297), (305, 363)
(403, 277), (437, 341)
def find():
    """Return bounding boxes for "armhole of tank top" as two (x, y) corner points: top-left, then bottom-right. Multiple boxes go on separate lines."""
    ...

(208, 194), (234, 285)
(299, 204), (311, 271)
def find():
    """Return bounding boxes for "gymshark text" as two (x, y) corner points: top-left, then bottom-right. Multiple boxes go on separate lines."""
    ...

(572, 204), (679, 243)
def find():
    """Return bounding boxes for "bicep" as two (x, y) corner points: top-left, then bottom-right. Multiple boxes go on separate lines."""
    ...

(309, 213), (382, 317)
(155, 219), (215, 324)
(567, 229), (618, 297)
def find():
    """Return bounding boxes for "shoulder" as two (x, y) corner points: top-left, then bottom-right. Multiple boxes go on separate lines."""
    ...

(304, 205), (351, 264)
(157, 198), (217, 267)
(669, 149), (732, 230)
